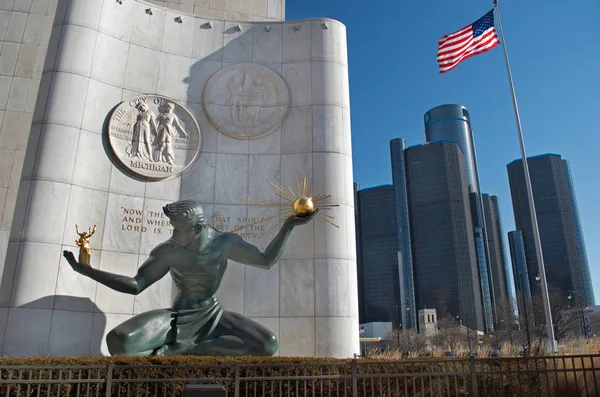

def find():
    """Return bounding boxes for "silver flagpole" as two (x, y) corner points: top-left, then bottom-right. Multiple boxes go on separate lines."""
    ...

(493, 0), (557, 352)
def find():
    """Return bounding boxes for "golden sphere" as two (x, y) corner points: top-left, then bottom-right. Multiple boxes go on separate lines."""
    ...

(293, 196), (315, 217)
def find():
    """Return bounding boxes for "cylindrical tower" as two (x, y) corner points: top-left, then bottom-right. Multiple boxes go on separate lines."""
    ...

(424, 105), (480, 194)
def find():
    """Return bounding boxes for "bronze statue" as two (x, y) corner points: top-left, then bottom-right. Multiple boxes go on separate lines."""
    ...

(63, 201), (316, 356)
(75, 224), (96, 266)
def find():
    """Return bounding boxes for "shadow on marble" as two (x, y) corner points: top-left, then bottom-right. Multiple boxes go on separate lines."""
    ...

(13, 295), (106, 356)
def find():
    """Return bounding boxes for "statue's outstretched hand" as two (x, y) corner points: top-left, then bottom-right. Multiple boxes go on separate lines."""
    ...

(63, 250), (87, 272)
(286, 209), (319, 228)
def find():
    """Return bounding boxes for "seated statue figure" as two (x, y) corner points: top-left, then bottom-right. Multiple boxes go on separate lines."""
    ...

(63, 200), (316, 356)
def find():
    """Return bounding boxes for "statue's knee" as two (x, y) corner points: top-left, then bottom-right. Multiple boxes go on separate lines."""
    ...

(260, 334), (278, 356)
(106, 328), (131, 356)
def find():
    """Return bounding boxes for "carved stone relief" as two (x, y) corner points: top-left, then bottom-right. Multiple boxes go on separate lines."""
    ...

(108, 95), (202, 179)
(203, 63), (291, 140)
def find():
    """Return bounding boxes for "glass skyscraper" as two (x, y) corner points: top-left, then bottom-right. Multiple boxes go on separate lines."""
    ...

(356, 185), (402, 326)
(390, 138), (417, 329)
(405, 141), (485, 331)
(507, 154), (595, 307)
(508, 230), (533, 309)
(482, 194), (511, 306)
(424, 104), (495, 331)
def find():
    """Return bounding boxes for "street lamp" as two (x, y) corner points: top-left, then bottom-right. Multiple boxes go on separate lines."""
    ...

(568, 291), (589, 338)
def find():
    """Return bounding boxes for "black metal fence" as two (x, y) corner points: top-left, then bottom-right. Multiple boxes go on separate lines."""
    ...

(0, 353), (598, 397)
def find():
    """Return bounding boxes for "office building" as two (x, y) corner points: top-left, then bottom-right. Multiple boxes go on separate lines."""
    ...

(482, 194), (511, 305)
(390, 138), (417, 329)
(507, 154), (595, 306)
(405, 141), (485, 331)
(508, 230), (533, 311)
(424, 104), (494, 331)
(356, 186), (401, 327)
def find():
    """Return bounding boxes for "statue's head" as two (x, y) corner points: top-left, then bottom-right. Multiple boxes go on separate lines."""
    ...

(136, 102), (149, 112)
(165, 102), (175, 113)
(163, 201), (208, 245)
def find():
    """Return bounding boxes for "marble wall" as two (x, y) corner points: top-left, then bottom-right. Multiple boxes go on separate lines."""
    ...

(0, 0), (358, 358)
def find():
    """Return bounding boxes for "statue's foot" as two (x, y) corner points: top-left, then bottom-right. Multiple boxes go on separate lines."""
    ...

(152, 344), (183, 356)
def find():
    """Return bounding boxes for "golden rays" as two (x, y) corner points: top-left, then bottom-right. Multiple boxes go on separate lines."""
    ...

(234, 177), (340, 233)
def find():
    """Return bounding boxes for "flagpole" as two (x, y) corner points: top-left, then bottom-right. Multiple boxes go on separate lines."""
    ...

(493, 0), (557, 353)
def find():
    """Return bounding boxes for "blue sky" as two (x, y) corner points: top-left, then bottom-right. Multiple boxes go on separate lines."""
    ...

(286, 0), (600, 301)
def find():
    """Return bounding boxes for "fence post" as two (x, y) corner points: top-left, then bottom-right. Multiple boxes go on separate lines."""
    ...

(351, 359), (358, 397)
(469, 355), (479, 397)
(105, 361), (114, 397)
(234, 363), (240, 397)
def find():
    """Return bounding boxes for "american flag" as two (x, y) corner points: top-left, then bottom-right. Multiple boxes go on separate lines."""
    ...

(437, 9), (500, 74)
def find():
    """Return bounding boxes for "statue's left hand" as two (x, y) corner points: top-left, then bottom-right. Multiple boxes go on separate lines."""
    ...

(286, 209), (318, 228)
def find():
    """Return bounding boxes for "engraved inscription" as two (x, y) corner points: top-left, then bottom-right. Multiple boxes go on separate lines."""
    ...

(108, 95), (202, 179)
(203, 63), (291, 140)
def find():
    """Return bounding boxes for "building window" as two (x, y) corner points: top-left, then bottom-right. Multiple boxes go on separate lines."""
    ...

(424, 113), (430, 123)
(462, 108), (469, 119)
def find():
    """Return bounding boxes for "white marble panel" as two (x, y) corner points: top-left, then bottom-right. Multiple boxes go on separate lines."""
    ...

(62, 186), (108, 248)
(14, 43), (37, 78)
(99, 0), (134, 41)
(238, 0), (252, 16)
(157, 52), (192, 102)
(313, 151), (346, 206)
(9, 150), (23, 188)
(279, 259), (314, 317)
(209, 202), (244, 234)
(162, 9), (194, 57)
(215, 260), (244, 313)
(0, 76), (10, 108)
(139, 197), (174, 254)
(282, 62), (311, 107)
(3, 308), (52, 356)
(64, 0), (103, 29)
(281, 106), (312, 154)
(90, 33), (129, 87)
(315, 259), (350, 317)
(187, 60), (222, 104)
(20, 123), (39, 179)
(72, 130), (112, 190)
(214, 153), (248, 204)
(7, 181), (29, 242)
(310, 20), (346, 65)
(311, 61), (342, 107)
(25, 77), (40, 113)
(5, 11), (27, 42)
(22, 13), (44, 44)
(316, 316), (354, 358)
(340, 64), (350, 109)
(134, 253), (173, 313)
(282, 22), (310, 63)
(131, 0), (166, 50)
(10, 241), (61, 307)
(0, 10), (9, 40)
(244, 260), (278, 317)
(192, 19), (223, 61)
(186, 102), (217, 152)
(0, 42), (20, 76)
(223, 23), (253, 63)
(341, 108), (351, 156)
(123, 45), (161, 93)
(180, 151), (216, 203)
(32, 72), (51, 123)
(32, 123), (79, 183)
(344, 203), (356, 262)
(313, 204), (347, 259)
(0, 242), (18, 306)
(217, 127), (249, 154)
(48, 310), (94, 356)
(248, 154), (280, 203)
(0, 111), (22, 150)
(81, 79), (122, 134)
(109, 165), (147, 197)
(95, 250), (138, 314)
(90, 312), (132, 355)
(0, 149), (14, 187)
(254, 0), (267, 17)
(249, 127), (281, 155)
(101, 193), (145, 253)
(21, 181), (70, 244)
(279, 317), (314, 356)
(42, 25), (61, 73)
(54, 25), (97, 75)
(252, 23), (281, 63)
(6, 77), (28, 111)
(145, 176), (181, 201)
(54, 244), (99, 312)
(347, 266), (358, 319)
(280, 152), (312, 197)
(44, 72), (88, 128)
